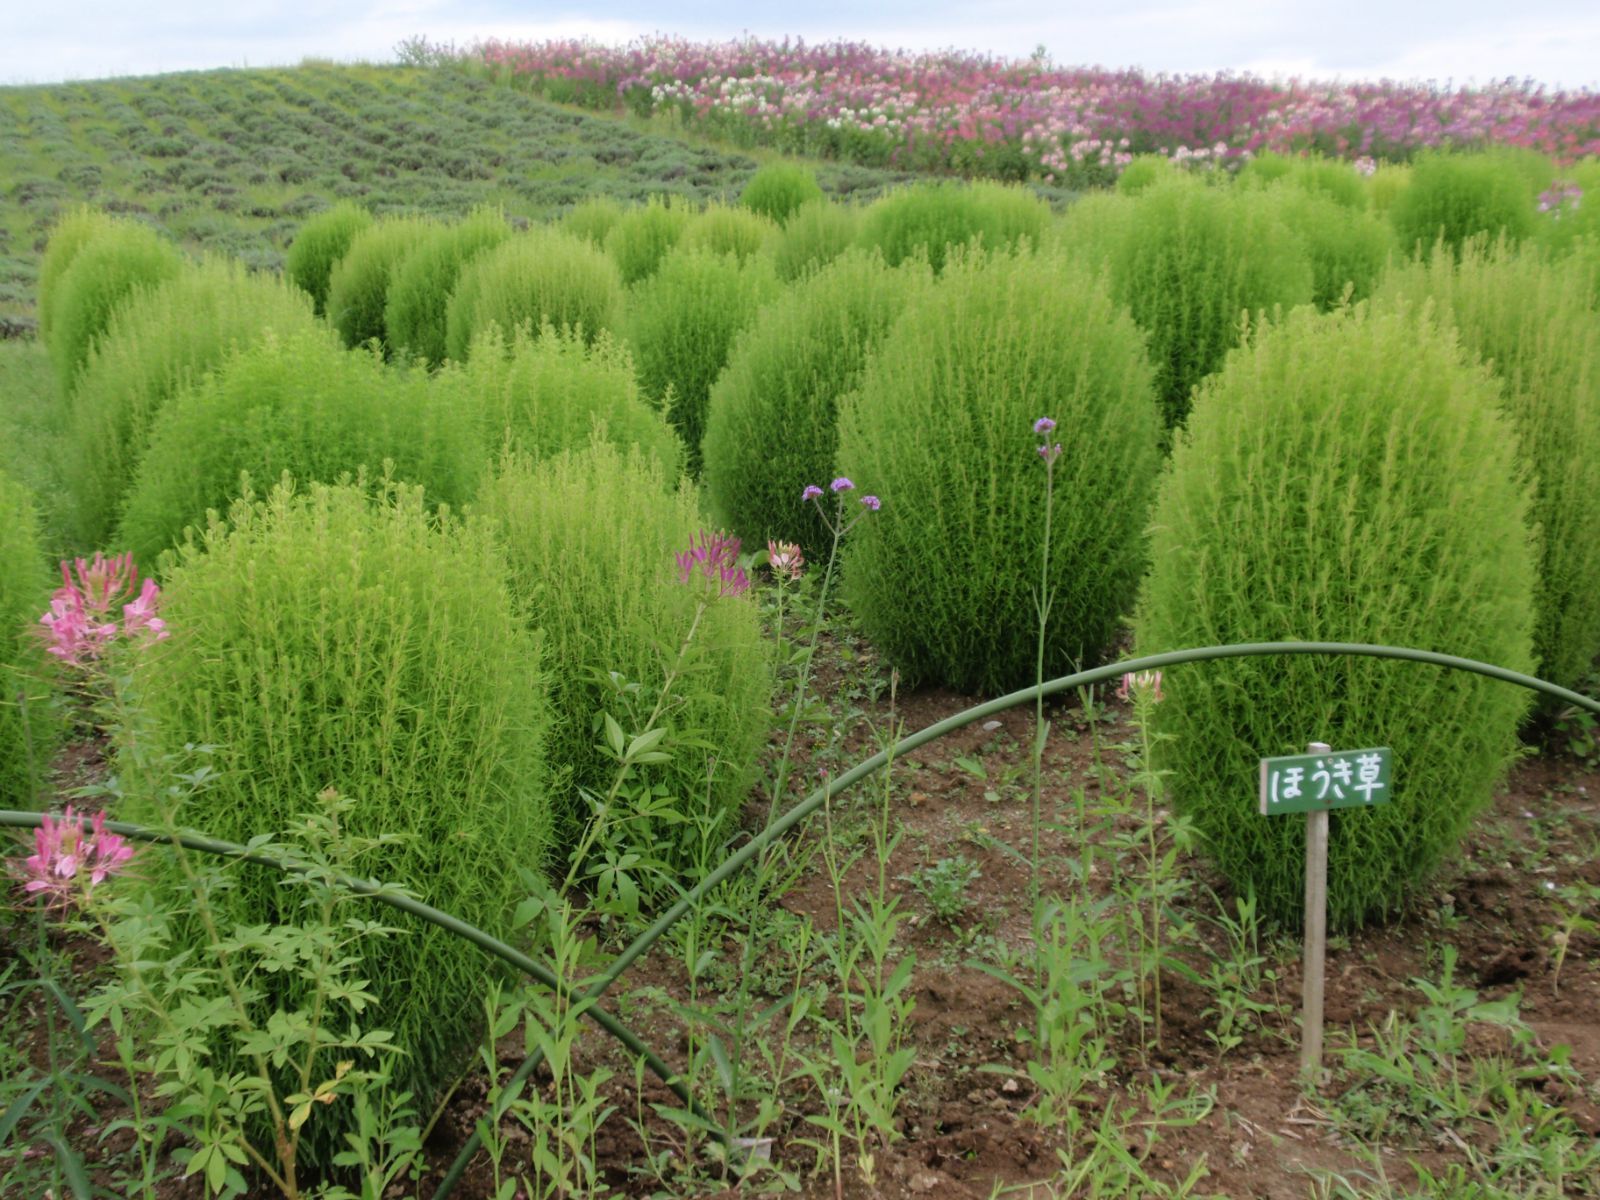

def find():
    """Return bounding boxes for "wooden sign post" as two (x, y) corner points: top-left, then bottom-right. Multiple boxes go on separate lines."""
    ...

(1259, 742), (1393, 1084)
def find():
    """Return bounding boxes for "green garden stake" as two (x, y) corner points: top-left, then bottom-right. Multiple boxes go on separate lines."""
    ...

(1259, 741), (1393, 1083)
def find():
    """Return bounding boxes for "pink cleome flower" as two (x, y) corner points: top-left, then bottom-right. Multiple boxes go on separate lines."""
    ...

(1117, 670), (1164, 703)
(676, 529), (751, 598)
(12, 806), (135, 908)
(38, 553), (168, 666)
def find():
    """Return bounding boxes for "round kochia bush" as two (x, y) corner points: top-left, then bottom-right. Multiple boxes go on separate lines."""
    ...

(38, 206), (115, 345)
(703, 250), (930, 556)
(384, 208), (509, 364)
(740, 161), (824, 224)
(772, 199), (859, 281)
(0, 470), (54, 809)
(443, 227), (623, 361)
(603, 195), (691, 284)
(1136, 302), (1536, 931)
(50, 220), (184, 391)
(1390, 151), (1536, 258)
(677, 203), (777, 262)
(1266, 185), (1393, 309)
(124, 481), (552, 1165)
(326, 214), (439, 350)
(444, 324), (682, 478)
(65, 257), (323, 548)
(284, 201), (372, 315)
(837, 250), (1163, 694)
(478, 443), (771, 870)
(1374, 242), (1600, 692)
(857, 180), (1049, 273)
(117, 330), (484, 568)
(622, 247), (780, 475)
(1107, 178), (1313, 428)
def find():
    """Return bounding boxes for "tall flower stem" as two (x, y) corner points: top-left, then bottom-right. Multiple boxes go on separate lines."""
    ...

(1030, 421), (1060, 1043)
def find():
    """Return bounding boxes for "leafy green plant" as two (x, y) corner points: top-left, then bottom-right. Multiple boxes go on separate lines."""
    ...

(1391, 151), (1537, 258)
(36, 205), (115, 345)
(325, 214), (441, 351)
(558, 195), (627, 247)
(0, 469), (55, 808)
(284, 201), (372, 316)
(837, 249), (1162, 693)
(1266, 184), (1394, 309)
(64, 256), (324, 548)
(603, 194), (692, 284)
(702, 249), (928, 556)
(384, 207), (509, 364)
(906, 855), (980, 924)
(622, 246), (780, 475)
(477, 442), (771, 880)
(771, 198), (859, 281)
(443, 226), (623, 361)
(856, 179), (1049, 273)
(677, 202), (777, 262)
(49, 218), (185, 391)
(1106, 177), (1313, 427)
(1373, 240), (1600, 692)
(1116, 155), (1176, 195)
(124, 480), (553, 1166)
(739, 162), (824, 224)
(1136, 301), (1537, 929)
(117, 329), (485, 567)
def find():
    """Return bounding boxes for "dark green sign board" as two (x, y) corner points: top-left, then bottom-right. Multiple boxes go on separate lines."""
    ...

(1259, 747), (1393, 816)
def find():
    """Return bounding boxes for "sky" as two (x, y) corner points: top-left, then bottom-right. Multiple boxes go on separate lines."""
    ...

(5, 1), (1600, 90)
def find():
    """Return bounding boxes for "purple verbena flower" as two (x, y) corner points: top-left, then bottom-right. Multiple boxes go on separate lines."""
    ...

(830, 477), (854, 493)
(859, 494), (881, 511)
(801, 484), (824, 503)
(1033, 416), (1057, 434)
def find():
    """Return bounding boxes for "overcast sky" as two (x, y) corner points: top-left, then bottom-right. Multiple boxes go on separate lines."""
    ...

(6, 2), (1599, 90)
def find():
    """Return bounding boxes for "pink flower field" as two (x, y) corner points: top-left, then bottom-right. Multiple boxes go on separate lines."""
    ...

(468, 35), (1600, 184)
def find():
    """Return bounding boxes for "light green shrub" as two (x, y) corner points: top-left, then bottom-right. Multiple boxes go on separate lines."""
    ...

(677, 202), (777, 262)
(65, 257), (323, 548)
(603, 195), (692, 284)
(443, 228), (623, 361)
(50, 222), (184, 392)
(443, 324), (681, 478)
(125, 480), (551, 1165)
(284, 202), (372, 316)
(1390, 151), (1536, 258)
(1115, 155), (1176, 195)
(1532, 160), (1600, 259)
(1373, 242), (1600, 691)
(857, 180), (1049, 273)
(740, 162), (824, 224)
(1267, 185), (1394, 309)
(1367, 163), (1411, 214)
(559, 195), (627, 247)
(622, 248), (781, 475)
(384, 208), (510, 364)
(837, 250), (1163, 694)
(479, 443), (771, 868)
(1051, 192), (1134, 276)
(326, 214), (440, 350)
(1136, 302), (1536, 930)
(38, 206), (115, 345)
(1107, 178), (1313, 427)
(0, 470), (55, 809)
(703, 250), (929, 556)
(771, 198), (860, 281)
(116, 330), (485, 568)
(1242, 154), (1367, 209)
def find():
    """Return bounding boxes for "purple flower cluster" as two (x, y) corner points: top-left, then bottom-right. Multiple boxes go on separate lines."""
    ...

(676, 529), (751, 598)
(469, 35), (1600, 184)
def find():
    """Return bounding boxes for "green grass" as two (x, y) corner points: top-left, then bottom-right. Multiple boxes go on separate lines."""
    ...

(0, 64), (912, 325)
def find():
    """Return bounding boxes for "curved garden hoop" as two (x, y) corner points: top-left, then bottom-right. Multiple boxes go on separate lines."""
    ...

(5, 641), (1597, 1196)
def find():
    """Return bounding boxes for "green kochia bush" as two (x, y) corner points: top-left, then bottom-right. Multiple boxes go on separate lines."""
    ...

(1136, 302), (1536, 930)
(771, 199), (859, 281)
(479, 443), (771, 869)
(384, 208), (509, 364)
(50, 221), (184, 392)
(38, 206), (115, 345)
(560, 195), (627, 247)
(116, 330), (485, 567)
(65, 257), (323, 548)
(1390, 151), (1537, 258)
(443, 228), (623, 362)
(857, 180), (1049, 273)
(444, 324), (681, 478)
(603, 195), (692, 284)
(1266, 186), (1393, 309)
(837, 250), (1163, 694)
(0, 470), (55, 809)
(623, 248), (781, 475)
(740, 162), (824, 224)
(326, 214), (440, 350)
(284, 202), (372, 316)
(677, 202), (777, 262)
(1108, 179), (1313, 427)
(1374, 243), (1600, 691)
(703, 250), (929, 556)
(125, 481), (551, 1166)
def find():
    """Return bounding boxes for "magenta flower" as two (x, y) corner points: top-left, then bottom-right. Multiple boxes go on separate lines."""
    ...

(676, 530), (750, 598)
(859, 495), (881, 511)
(830, 477), (854, 493)
(1033, 417), (1057, 434)
(13, 807), (135, 908)
(766, 539), (805, 581)
(38, 552), (167, 666)
(1038, 443), (1062, 465)
(801, 484), (824, 503)
(1117, 670), (1164, 703)
(121, 578), (169, 643)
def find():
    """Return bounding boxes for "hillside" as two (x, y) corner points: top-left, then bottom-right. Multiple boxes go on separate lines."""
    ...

(0, 62), (913, 326)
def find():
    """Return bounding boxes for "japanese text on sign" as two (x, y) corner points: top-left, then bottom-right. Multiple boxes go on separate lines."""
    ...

(1259, 747), (1393, 815)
